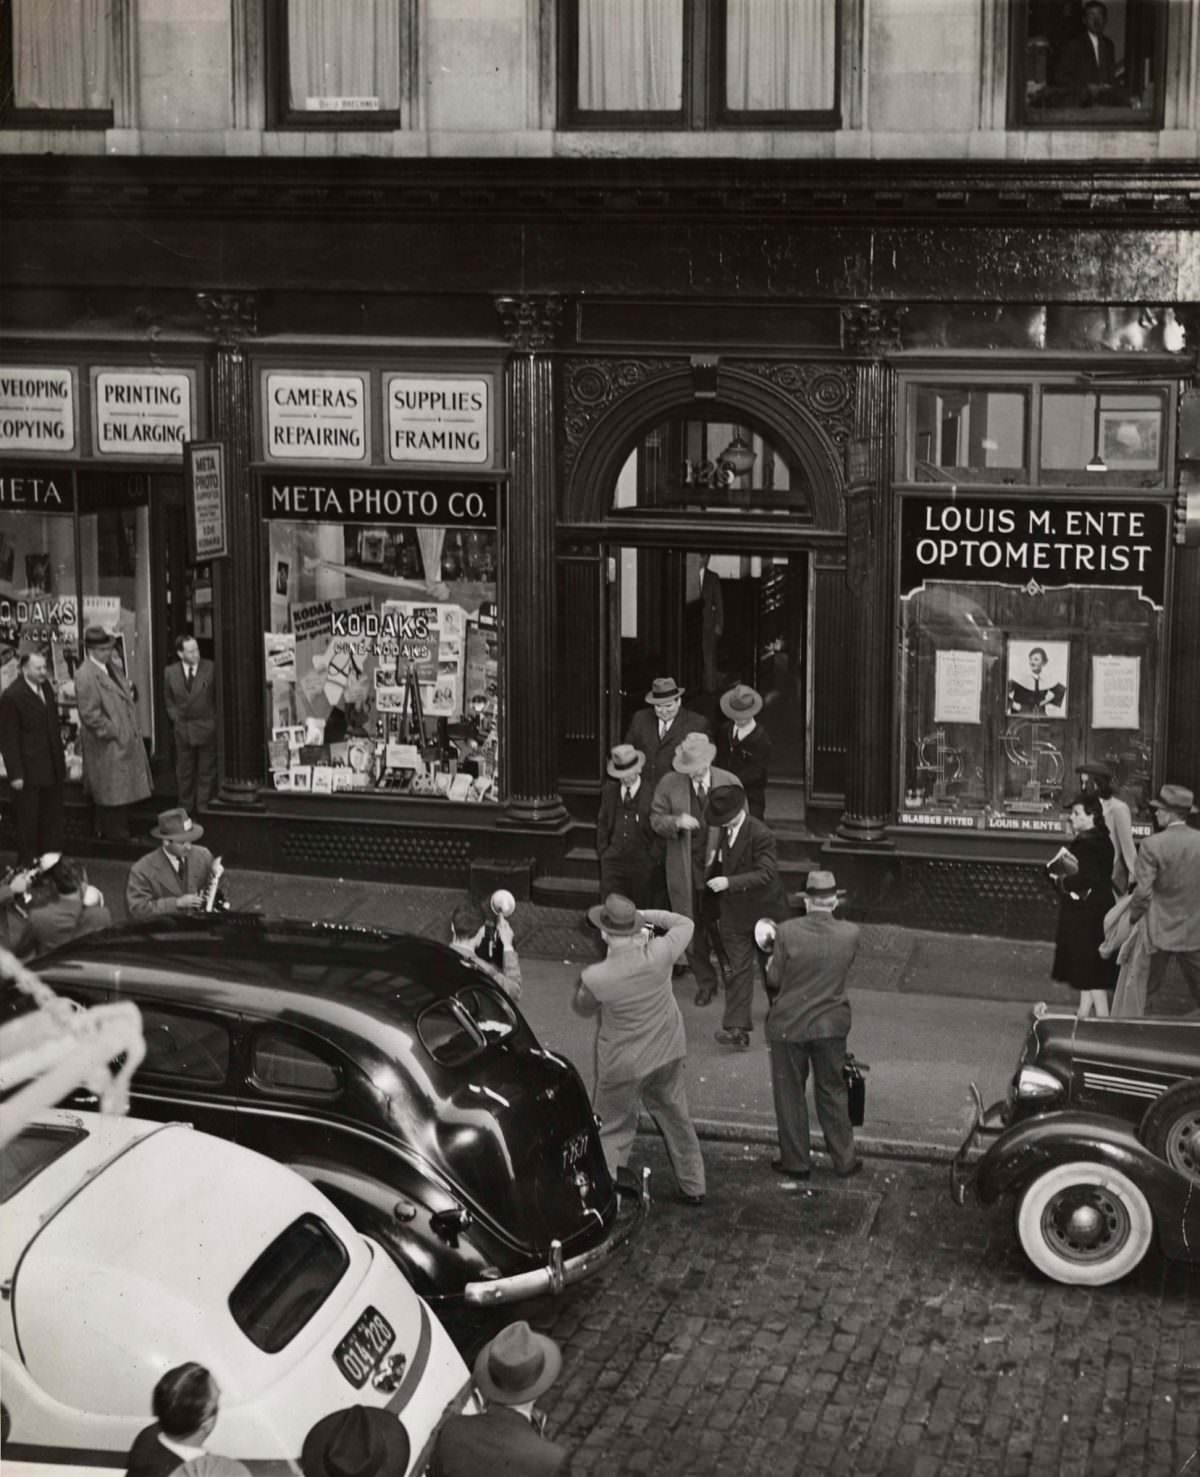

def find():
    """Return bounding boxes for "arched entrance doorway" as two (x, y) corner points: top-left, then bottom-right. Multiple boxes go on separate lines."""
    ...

(557, 364), (852, 829)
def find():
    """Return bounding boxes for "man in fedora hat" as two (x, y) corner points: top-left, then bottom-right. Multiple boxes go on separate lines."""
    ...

(650, 732), (742, 1005)
(624, 676), (709, 788)
(301, 1405), (409, 1477)
(574, 894), (706, 1205)
(716, 683), (772, 820)
(126, 808), (221, 919)
(1129, 783), (1200, 1009)
(0, 649), (66, 865)
(763, 869), (863, 1179)
(431, 1321), (567, 1475)
(74, 624), (153, 842)
(703, 785), (788, 1049)
(595, 743), (664, 908)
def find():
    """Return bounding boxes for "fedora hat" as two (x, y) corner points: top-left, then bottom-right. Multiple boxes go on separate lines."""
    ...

(83, 624), (115, 649)
(672, 732), (717, 775)
(300, 1406), (410, 1477)
(707, 784), (747, 826)
(1152, 783), (1196, 814)
(606, 744), (646, 781)
(151, 807), (205, 843)
(720, 684), (763, 721)
(587, 893), (646, 936)
(805, 869), (845, 898)
(645, 676), (684, 705)
(473, 1320), (563, 1406)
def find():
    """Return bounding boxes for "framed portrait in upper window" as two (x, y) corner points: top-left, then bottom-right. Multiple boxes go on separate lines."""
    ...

(1098, 409), (1162, 471)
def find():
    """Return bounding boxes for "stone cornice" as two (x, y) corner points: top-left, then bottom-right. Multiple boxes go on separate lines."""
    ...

(1, 156), (1197, 229)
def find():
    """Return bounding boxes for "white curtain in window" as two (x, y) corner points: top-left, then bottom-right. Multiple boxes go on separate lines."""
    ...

(288, 0), (400, 110)
(13, 0), (111, 110)
(578, 0), (683, 112)
(726, 0), (835, 112)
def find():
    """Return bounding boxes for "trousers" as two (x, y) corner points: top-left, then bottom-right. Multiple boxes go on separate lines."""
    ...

(1146, 948), (1200, 1009)
(12, 781), (64, 864)
(593, 1057), (706, 1198)
(717, 924), (758, 1031)
(175, 737), (217, 813)
(768, 1035), (857, 1174)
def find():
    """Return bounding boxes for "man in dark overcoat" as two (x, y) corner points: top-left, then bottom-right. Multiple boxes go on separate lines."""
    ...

(715, 683), (772, 819)
(625, 676), (709, 788)
(0, 650), (65, 863)
(74, 625), (152, 842)
(595, 743), (663, 907)
(163, 632), (217, 813)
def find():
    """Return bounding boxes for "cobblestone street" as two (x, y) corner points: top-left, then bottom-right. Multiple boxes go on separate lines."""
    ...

(468, 1138), (1200, 1477)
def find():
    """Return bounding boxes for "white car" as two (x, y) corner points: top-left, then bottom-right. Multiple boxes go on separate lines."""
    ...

(0, 1109), (475, 1476)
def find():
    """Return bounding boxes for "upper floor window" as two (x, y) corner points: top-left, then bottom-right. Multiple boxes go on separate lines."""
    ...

(1, 0), (114, 128)
(266, 0), (407, 128)
(560, 0), (840, 129)
(1011, 0), (1165, 129)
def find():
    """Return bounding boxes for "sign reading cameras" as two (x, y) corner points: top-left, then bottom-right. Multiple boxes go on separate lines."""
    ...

(899, 496), (1168, 610)
(385, 375), (491, 465)
(264, 371), (368, 462)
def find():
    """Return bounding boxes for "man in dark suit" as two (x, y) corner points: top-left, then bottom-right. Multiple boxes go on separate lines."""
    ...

(12, 857), (110, 959)
(0, 650), (65, 863)
(764, 869), (863, 1179)
(595, 743), (663, 907)
(716, 683), (772, 819)
(624, 676), (709, 788)
(126, 807), (221, 918)
(1055, 1), (1118, 103)
(432, 1321), (567, 1476)
(703, 784), (788, 1049)
(125, 1362), (219, 1477)
(164, 633), (217, 813)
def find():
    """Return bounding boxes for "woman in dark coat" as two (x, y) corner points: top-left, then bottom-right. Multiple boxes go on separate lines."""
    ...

(1050, 791), (1119, 1018)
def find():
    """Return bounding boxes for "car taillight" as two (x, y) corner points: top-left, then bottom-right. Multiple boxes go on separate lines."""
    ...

(1015, 1065), (1065, 1101)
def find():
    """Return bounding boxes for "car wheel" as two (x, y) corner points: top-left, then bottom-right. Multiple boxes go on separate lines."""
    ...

(1015, 1161), (1154, 1287)
(1139, 1082), (1200, 1188)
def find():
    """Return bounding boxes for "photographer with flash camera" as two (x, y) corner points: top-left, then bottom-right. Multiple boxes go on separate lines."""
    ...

(449, 891), (522, 1002)
(10, 855), (111, 959)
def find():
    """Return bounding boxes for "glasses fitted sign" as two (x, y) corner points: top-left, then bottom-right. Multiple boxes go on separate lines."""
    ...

(264, 372), (368, 462)
(384, 375), (491, 465)
(899, 496), (1168, 609)
(0, 367), (76, 454)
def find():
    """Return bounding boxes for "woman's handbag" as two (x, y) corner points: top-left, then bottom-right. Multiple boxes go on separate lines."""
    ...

(843, 1053), (869, 1128)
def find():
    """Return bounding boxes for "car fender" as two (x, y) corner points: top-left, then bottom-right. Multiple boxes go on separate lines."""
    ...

(975, 1109), (1200, 1263)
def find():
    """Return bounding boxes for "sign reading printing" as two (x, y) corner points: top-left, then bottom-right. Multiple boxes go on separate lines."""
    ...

(0, 367), (75, 453)
(265, 372), (367, 461)
(385, 375), (490, 465)
(94, 370), (192, 457)
(899, 496), (1167, 609)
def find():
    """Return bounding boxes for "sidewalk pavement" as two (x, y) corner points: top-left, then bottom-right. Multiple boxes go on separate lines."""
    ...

(67, 856), (1074, 1162)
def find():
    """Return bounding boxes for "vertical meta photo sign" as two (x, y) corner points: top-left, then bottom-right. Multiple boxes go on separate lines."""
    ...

(185, 441), (228, 561)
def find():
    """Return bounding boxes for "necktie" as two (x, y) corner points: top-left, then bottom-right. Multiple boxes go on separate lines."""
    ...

(622, 787), (634, 803)
(658, 719), (668, 738)
(185, 665), (195, 690)
(694, 780), (707, 802)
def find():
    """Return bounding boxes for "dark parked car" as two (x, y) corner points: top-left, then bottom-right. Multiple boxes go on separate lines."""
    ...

(952, 1007), (1200, 1285)
(5, 913), (648, 1306)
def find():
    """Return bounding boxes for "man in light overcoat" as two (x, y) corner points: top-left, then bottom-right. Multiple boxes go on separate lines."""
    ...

(74, 625), (152, 842)
(1129, 783), (1200, 1009)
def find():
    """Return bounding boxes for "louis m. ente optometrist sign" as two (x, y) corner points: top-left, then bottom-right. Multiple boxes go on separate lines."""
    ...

(900, 495), (1168, 609)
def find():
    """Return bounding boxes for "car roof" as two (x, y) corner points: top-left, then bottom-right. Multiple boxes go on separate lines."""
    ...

(3, 1110), (369, 1411)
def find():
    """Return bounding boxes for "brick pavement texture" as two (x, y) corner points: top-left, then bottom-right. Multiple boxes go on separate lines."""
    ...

(481, 1139), (1200, 1477)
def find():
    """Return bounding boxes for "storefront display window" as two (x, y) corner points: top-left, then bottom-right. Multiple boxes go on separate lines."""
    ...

(262, 477), (501, 802)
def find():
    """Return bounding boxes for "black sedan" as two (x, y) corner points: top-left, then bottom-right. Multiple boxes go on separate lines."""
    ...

(8, 913), (648, 1306)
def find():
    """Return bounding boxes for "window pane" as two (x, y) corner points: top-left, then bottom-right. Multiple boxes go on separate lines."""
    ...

(619, 417), (808, 515)
(229, 1214), (349, 1353)
(910, 388), (1029, 484)
(725, 0), (836, 112)
(1018, 0), (1160, 127)
(287, 0), (400, 113)
(1040, 391), (1164, 486)
(253, 1031), (342, 1095)
(13, 0), (111, 111)
(577, 0), (683, 112)
(140, 1009), (230, 1083)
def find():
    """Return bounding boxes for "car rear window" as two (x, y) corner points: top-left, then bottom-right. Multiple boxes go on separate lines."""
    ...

(229, 1213), (349, 1353)
(417, 988), (518, 1067)
(0, 1122), (89, 1203)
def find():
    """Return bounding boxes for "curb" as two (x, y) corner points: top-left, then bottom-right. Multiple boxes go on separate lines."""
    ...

(640, 1114), (957, 1166)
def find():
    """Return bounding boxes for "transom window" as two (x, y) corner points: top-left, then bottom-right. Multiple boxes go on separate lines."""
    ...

(560, 0), (841, 129)
(1, 0), (115, 128)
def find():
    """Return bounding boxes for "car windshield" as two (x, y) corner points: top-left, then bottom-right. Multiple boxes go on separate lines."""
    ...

(0, 1122), (88, 1203)
(228, 1213), (349, 1353)
(417, 986), (518, 1067)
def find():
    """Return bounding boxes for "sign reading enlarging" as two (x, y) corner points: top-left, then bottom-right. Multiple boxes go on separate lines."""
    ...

(185, 442), (228, 560)
(0, 367), (76, 453)
(259, 474), (498, 528)
(899, 496), (1168, 609)
(94, 370), (193, 457)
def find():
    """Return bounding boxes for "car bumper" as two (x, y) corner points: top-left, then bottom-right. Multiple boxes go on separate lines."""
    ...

(949, 1083), (1008, 1206)
(463, 1166), (651, 1306)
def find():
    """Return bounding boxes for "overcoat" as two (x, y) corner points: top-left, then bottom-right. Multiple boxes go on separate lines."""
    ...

(625, 705), (709, 787)
(126, 843), (217, 918)
(1051, 827), (1118, 992)
(0, 676), (65, 786)
(706, 813), (789, 933)
(73, 657), (153, 808)
(650, 766), (740, 915)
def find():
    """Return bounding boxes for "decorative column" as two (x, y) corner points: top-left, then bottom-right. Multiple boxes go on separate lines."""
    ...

(495, 294), (568, 826)
(835, 306), (903, 844)
(197, 291), (264, 809)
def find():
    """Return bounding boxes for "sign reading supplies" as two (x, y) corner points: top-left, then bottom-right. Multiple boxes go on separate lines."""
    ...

(385, 375), (491, 465)
(185, 442), (228, 560)
(899, 496), (1168, 609)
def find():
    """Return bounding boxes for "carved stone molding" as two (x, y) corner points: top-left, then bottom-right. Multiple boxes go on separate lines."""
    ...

(196, 291), (258, 350)
(561, 356), (681, 480)
(841, 304), (906, 357)
(731, 361), (857, 450)
(495, 294), (563, 352)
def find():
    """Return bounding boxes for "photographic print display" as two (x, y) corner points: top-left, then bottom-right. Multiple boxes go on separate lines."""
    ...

(1006, 639), (1069, 719)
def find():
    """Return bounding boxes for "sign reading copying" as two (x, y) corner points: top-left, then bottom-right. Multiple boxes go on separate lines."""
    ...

(264, 372), (368, 462)
(385, 375), (491, 465)
(0, 367), (76, 453)
(94, 370), (193, 457)
(185, 442), (228, 560)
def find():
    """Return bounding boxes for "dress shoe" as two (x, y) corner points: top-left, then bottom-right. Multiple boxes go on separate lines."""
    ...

(714, 1028), (751, 1048)
(835, 1159), (865, 1178)
(770, 1159), (810, 1180)
(694, 987), (717, 1007)
(676, 1191), (705, 1207)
